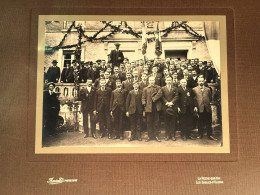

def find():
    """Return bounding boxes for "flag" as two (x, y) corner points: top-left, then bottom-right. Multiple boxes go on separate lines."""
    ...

(155, 22), (162, 56)
(141, 22), (147, 55)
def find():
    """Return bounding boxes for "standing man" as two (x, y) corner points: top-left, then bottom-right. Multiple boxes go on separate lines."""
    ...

(47, 60), (60, 83)
(193, 77), (217, 140)
(78, 79), (96, 139)
(110, 79), (127, 140)
(65, 60), (75, 83)
(126, 81), (143, 141)
(161, 77), (179, 141)
(94, 79), (112, 138)
(142, 76), (162, 142)
(109, 43), (124, 68)
(43, 82), (60, 137)
(178, 79), (196, 141)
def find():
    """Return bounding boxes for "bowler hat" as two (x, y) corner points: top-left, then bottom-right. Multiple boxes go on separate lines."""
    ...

(52, 60), (58, 64)
(114, 43), (121, 46)
(166, 107), (175, 116)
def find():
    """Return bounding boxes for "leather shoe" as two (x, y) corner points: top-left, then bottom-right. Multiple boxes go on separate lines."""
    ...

(145, 137), (151, 142)
(155, 137), (161, 142)
(197, 135), (203, 139)
(108, 134), (112, 139)
(100, 133), (104, 138)
(188, 136), (196, 140)
(208, 136), (218, 141)
(84, 134), (88, 138)
(182, 136), (187, 141)
(171, 137), (176, 141)
(120, 136), (124, 140)
(138, 137), (142, 141)
(92, 134), (97, 139)
(165, 136), (169, 141)
(128, 137), (134, 141)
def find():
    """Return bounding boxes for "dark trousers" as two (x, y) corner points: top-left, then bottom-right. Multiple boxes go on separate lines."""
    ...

(112, 107), (125, 137)
(179, 112), (193, 137)
(98, 107), (111, 135)
(164, 113), (177, 138)
(83, 111), (96, 136)
(44, 112), (58, 136)
(146, 104), (160, 138)
(130, 113), (142, 139)
(198, 110), (212, 137)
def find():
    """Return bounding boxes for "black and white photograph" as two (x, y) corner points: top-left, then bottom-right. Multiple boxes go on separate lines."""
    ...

(36, 16), (229, 153)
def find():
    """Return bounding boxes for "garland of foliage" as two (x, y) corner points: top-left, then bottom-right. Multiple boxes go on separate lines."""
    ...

(47, 21), (205, 53)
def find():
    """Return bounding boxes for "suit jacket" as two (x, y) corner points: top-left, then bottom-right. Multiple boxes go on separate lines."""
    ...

(60, 67), (67, 83)
(79, 67), (88, 83)
(78, 87), (96, 113)
(94, 87), (112, 112)
(142, 85), (162, 112)
(43, 91), (60, 116)
(87, 68), (99, 83)
(47, 66), (60, 83)
(126, 89), (143, 115)
(122, 80), (134, 93)
(110, 88), (127, 112)
(192, 86), (212, 113)
(109, 49), (124, 66)
(178, 87), (195, 114)
(139, 81), (148, 91)
(65, 66), (74, 83)
(190, 76), (198, 88)
(161, 85), (179, 113)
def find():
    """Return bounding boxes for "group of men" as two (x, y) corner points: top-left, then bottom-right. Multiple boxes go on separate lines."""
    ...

(44, 60), (219, 142)
(43, 44), (219, 142)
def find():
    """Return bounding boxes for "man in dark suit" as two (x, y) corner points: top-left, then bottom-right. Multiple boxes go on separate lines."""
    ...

(161, 76), (179, 141)
(60, 63), (69, 83)
(122, 72), (134, 95)
(190, 70), (198, 88)
(79, 62), (88, 83)
(43, 82), (60, 137)
(110, 79), (127, 140)
(93, 79), (112, 138)
(193, 77), (217, 140)
(47, 60), (61, 83)
(109, 43), (124, 67)
(178, 79), (196, 141)
(142, 76), (162, 142)
(65, 61), (75, 83)
(126, 81), (143, 141)
(78, 79), (96, 139)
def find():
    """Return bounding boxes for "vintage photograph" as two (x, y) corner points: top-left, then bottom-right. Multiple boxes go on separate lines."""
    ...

(36, 16), (229, 153)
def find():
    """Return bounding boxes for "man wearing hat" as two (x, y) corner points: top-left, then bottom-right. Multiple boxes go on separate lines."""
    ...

(161, 76), (179, 141)
(47, 60), (60, 83)
(109, 43), (124, 67)
(43, 82), (60, 137)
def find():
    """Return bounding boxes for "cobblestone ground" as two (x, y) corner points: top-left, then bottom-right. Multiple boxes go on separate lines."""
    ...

(43, 125), (222, 147)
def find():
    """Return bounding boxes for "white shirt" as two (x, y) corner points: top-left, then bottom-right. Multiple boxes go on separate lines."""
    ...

(86, 86), (91, 93)
(49, 90), (53, 95)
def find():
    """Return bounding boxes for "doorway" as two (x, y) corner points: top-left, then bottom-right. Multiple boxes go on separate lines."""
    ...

(165, 50), (188, 60)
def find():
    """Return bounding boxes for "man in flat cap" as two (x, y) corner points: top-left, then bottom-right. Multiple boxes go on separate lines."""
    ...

(109, 43), (124, 68)
(47, 60), (60, 83)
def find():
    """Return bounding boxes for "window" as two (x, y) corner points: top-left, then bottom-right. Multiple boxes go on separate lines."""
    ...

(63, 50), (74, 67)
